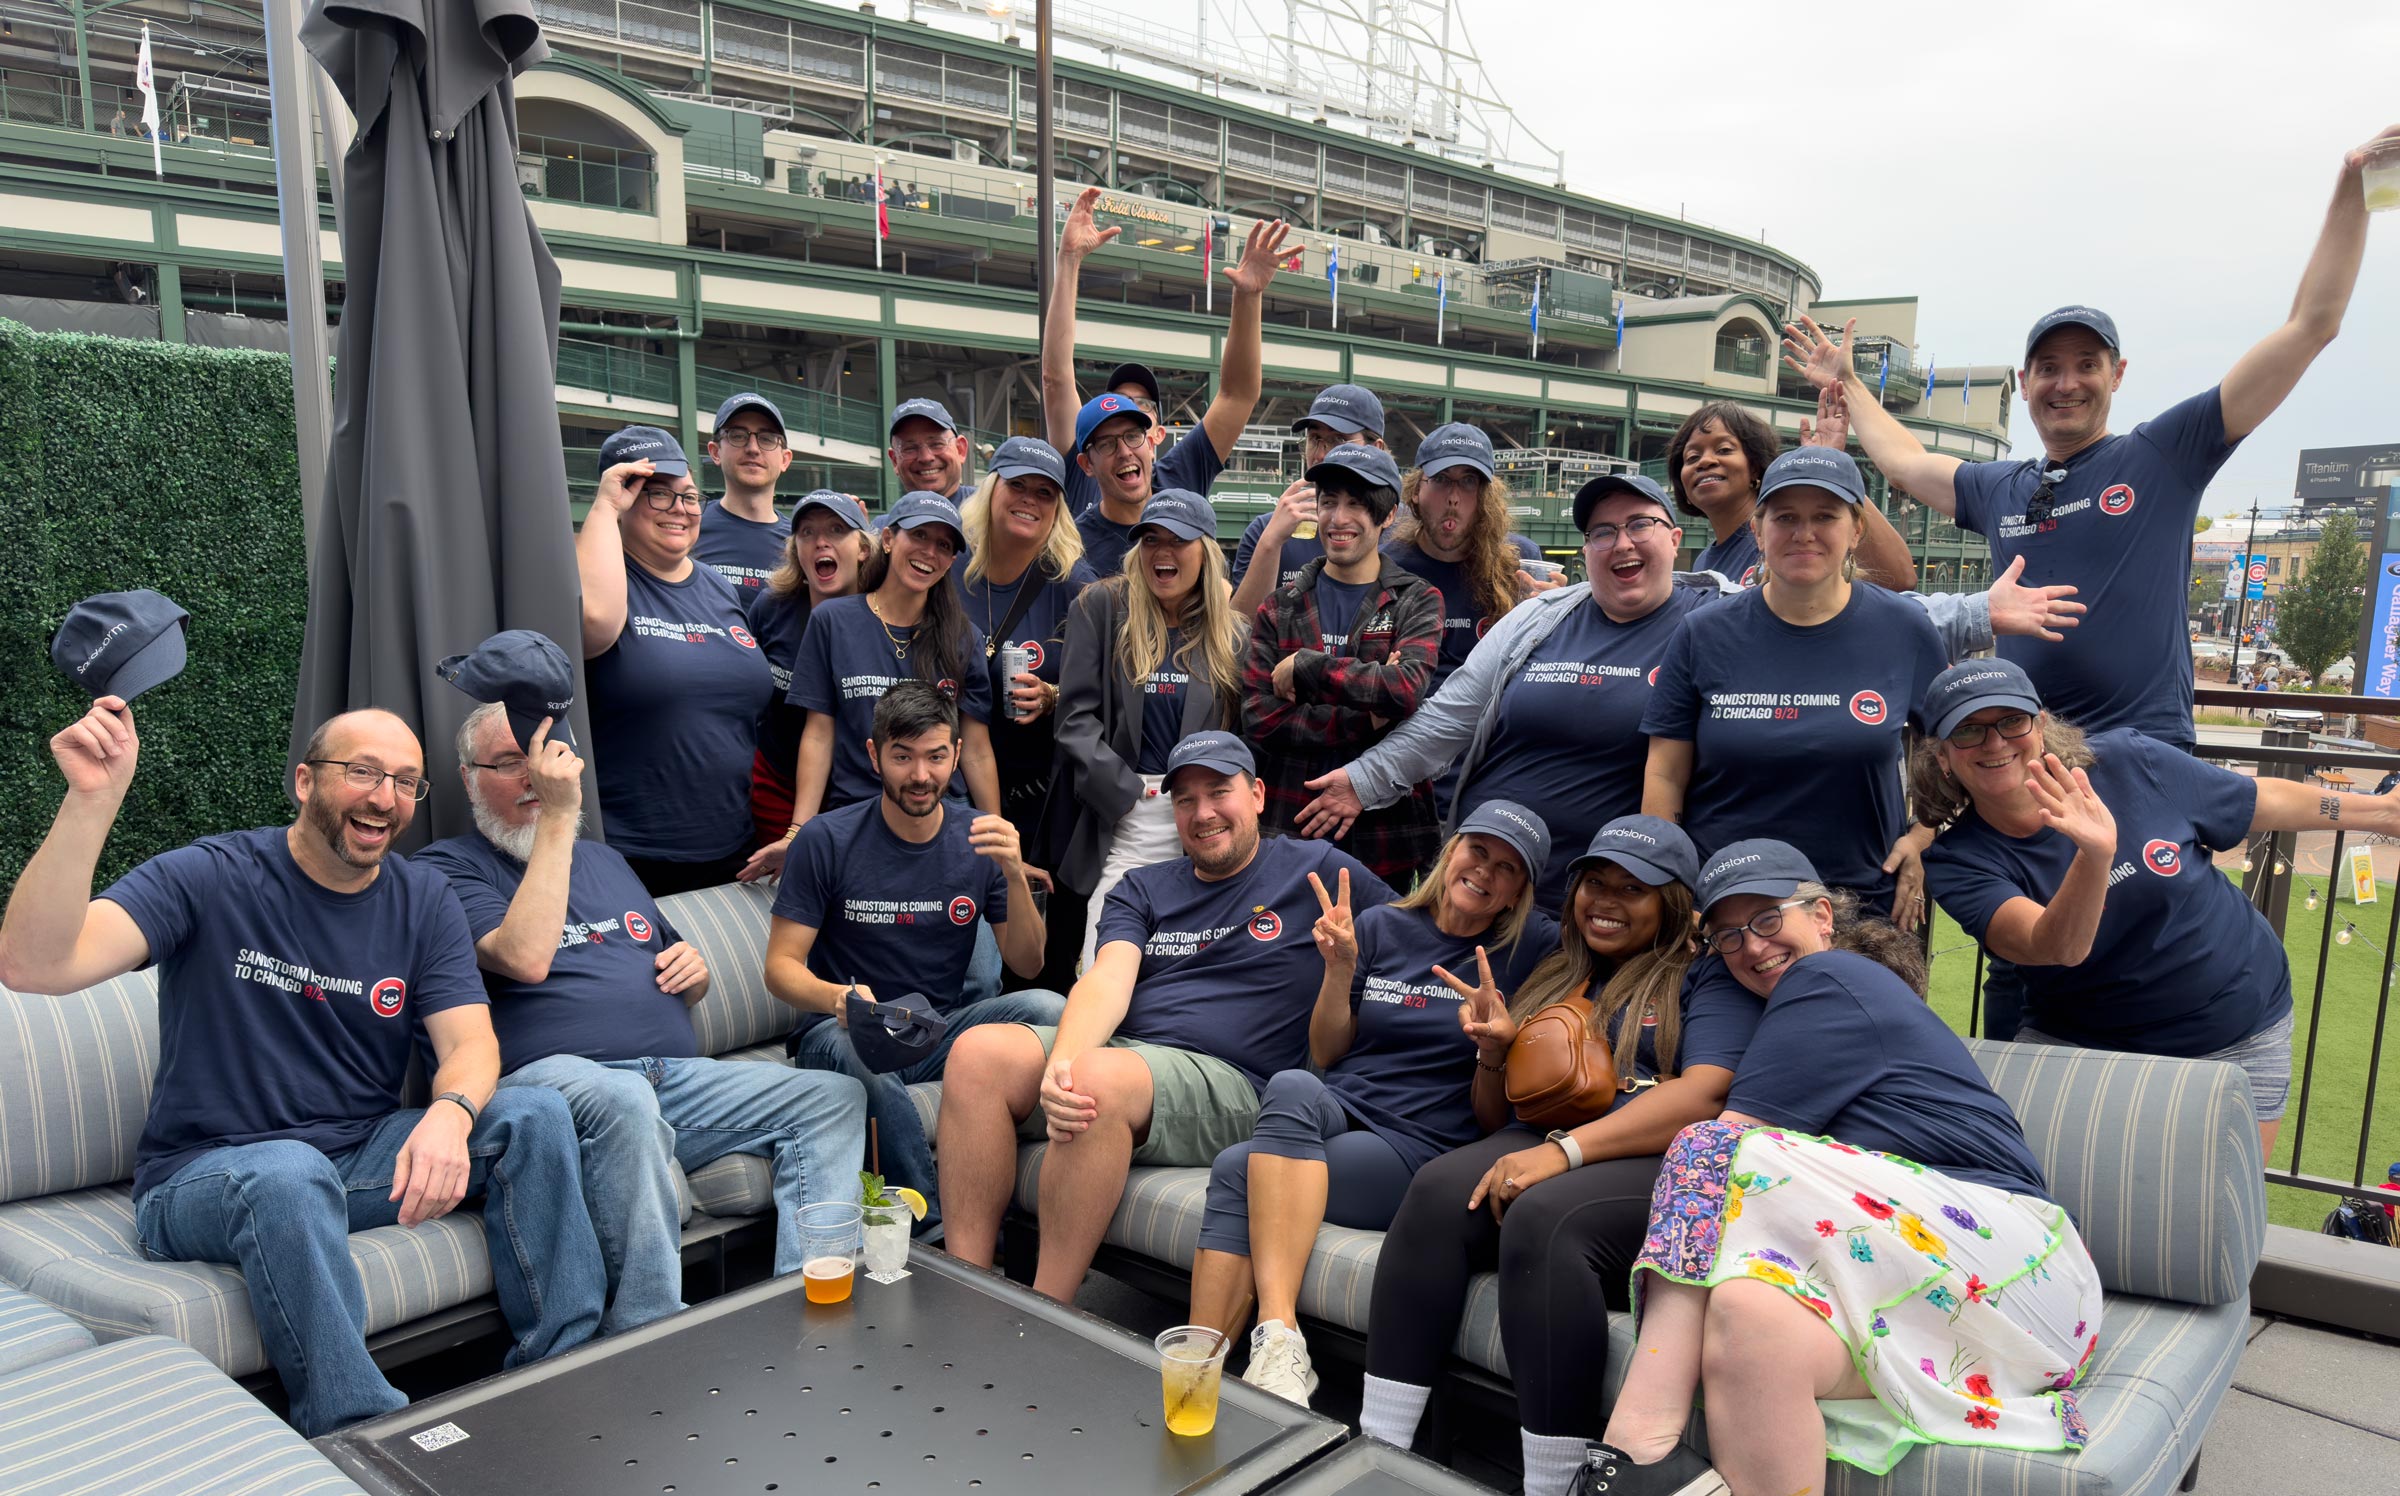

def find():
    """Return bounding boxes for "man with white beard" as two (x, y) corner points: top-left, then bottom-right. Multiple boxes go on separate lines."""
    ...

(417, 633), (866, 1332)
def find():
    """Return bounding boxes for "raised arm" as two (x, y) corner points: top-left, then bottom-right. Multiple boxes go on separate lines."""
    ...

(2251, 771), (2400, 839)
(1305, 870), (1359, 1067)
(575, 460), (650, 657)
(1804, 380), (1918, 592)
(0, 698), (154, 995)
(1041, 187), (1117, 455)
(1195, 217), (1293, 461)
(2218, 127), (2393, 441)
(1785, 316), (1962, 516)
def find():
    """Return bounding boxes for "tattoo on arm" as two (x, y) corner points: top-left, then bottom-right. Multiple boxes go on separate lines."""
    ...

(2323, 795), (2341, 823)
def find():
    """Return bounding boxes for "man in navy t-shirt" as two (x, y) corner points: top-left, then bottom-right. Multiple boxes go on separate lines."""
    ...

(933, 731), (1393, 1302)
(766, 684), (1063, 1222)
(419, 701), (868, 1323)
(694, 391), (794, 593)
(0, 704), (607, 1436)
(888, 396), (972, 501)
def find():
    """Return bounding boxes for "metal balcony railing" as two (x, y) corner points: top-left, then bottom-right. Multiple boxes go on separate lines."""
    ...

(691, 366), (884, 448)
(518, 133), (656, 213)
(555, 337), (678, 404)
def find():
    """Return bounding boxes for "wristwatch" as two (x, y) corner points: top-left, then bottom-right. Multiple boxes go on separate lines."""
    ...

(1545, 1128), (1585, 1171)
(435, 1091), (478, 1126)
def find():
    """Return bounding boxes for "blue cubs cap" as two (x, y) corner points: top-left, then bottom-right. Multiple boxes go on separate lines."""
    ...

(598, 425), (689, 479)
(2024, 305), (2121, 363)
(792, 489), (870, 532)
(1162, 729), (1255, 787)
(1756, 447), (1867, 508)
(1571, 472), (1677, 533)
(1697, 839), (1821, 917)
(1568, 815), (1699, 892)
(50, 588), (189, 703)
(1454, 799), (1553, 883)
(438, 629), (578, 752)
(710, 391), (786, 438)
(1415, 422), (1496, 480)
(1073, 391), (1156, 455)
(1104, 362), (1162, 406)
(1306, 443), (1406, 512)
(990, 436), (1068, 489)
(1134, 488), (1217, 543)
(888, 397), (958, 436)
(845, 991), (951, 1075)
(1293, 383), (1385, 438)
(883, 490), (967, 540)
(1923, 658), (2045, 741)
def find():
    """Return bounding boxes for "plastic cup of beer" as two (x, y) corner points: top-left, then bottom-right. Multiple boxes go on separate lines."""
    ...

(2365, 138), (2400, 214)
(1154, 1325), (1231, 1436)
(798, 1202), (863, 1304)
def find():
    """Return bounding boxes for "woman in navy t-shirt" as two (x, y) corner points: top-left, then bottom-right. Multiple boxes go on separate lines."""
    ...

(740, 490), (873, 861)
(1588, 839), (2098, 1495)
(575, 426), (777, 896)
(1667, 395), (1919, 592)
(1184, 801), (1561, 1403)
(1643, 447), (1947, 925)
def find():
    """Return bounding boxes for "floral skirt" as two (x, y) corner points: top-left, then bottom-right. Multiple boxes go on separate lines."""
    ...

(1632, 1120), (2102, 1474)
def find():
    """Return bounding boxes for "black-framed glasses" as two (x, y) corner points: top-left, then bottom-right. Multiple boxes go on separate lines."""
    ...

(1945, 712), (2037, 748)
(306, 759), (431, 800)
(1584, 515), (1675, 547)
(468, 756), (532, 778)
(1704, 898), (1812, 955)
(1084, 430), (1148, 458)
(2024, 466), (2069, 525)
(715, 428), (787, 452)
(639, 488), (704, 513)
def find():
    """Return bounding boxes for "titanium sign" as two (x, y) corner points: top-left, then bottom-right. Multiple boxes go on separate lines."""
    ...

(2295, 443), (2400, 504)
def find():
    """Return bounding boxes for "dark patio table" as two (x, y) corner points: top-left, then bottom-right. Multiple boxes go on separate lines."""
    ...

(1260, 1437), (1504, 1494)
(314, 1246), (1347, 1494)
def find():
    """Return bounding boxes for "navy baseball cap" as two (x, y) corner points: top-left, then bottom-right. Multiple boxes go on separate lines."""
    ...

(1923, 659), (2045, 741)
(1455, 799), (1553, 883)
(1162, 730), (1255, 787)
(598, 425), (689, 479)
(1104, 362), (1162, 406)
(50, 588), (189, 703)
(438, 630), (578, 752)
(1571, 472), (1676, 533)
(1415, 423), (1496, 480)
(710, 390), (786, 437)
(990, 436), (1068, 489)
(1756, 447), (1867, 508)
(889, 397), (959, 436)
(845, 991), (951, 1075)
(1306, 444), (1406, 512)
(1696, 839), (1821, 916)
(1293, 383), (1385, 438)
(2023, 305), (2121, 363)
(1073, 391), (1155, 454)
(884, 491), (966, 540)
(1133, 488), (1217, 543)
(1567, 815), (1699, 892)
(792, 489), (870, 531)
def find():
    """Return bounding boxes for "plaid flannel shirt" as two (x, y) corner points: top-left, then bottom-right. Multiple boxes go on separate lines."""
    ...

(1241, 555), (1442, 885)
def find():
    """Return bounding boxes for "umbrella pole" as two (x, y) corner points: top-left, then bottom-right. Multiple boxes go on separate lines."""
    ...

(1034, 0), (1054, 337)
(262, 0), (335, 561)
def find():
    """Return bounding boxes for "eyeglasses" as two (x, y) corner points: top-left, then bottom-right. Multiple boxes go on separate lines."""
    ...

(1945, 712), (2036, 748)
(1584, 515), (1675, 547)
(639, 488), (703, 513)
(469, 756), (532, 778)
(2024, 466), (2069, 526)
(892, 439), (957, 461)
(716, 428), (787, 452)
(1127, 397), (1161, 419)
(1085, 431), (1149, 458)
(1704, 898), (1812, 955)
(307, 759), (431, 800)
(1423, 470), (1485, 494)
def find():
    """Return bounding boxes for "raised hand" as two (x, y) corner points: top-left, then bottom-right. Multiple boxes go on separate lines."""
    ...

(1779, 314), (1856, 392)
(525, 717), (584, 816)
(1435, 944), (1516, 1058)
(1986, 555), (2086, 641)
(969, 813), (1026, 881)
(1223, 217), (1295, 298)
(1262, 479), (1319, 546)
(1800, 377), (1850, 450)
(592, 458), (655, 515)
(1309, 868), (1356, 965)
(2026, 753), (2117, 857)
(1296, 767), (1364, 840)
(1060, 185), (1121, 263)
(51, 696), (138, 799)
(2343, 124), (2400, 175)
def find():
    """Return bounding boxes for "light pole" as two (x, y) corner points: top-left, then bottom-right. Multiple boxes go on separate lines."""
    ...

(2230, 496), (2264, 685)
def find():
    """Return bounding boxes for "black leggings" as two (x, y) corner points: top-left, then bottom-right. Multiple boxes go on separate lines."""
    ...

(1364, 1128), (1665, 1436)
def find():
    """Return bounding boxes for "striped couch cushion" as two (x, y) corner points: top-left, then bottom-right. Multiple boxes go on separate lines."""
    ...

(0, 1334), (365, 1495)
(0, 1283), (94, 1376)
(0, 1185), (490, 1379)
(1967, 1041), (2264, 1306)
(0, 976), (158, 1203)
(660, 882), (793, 1058)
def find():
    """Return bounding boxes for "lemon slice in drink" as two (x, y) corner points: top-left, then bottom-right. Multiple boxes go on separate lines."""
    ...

(891, 1187), (930, 1221)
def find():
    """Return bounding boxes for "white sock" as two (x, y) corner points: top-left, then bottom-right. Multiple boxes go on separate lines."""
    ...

(1521, 1429), (1589, 1496)
(1358, 1374), (1432, 1447)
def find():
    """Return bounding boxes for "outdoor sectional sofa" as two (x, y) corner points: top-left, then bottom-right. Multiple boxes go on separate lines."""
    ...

(0, 878), (2265, 1496)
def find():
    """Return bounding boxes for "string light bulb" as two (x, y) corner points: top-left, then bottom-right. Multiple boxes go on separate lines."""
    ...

(2306, 889), (2320, 911)
(2275, 858), (2290, 875)
(2241, 851), (2255, 872)
(2337, 924), (2355, 947)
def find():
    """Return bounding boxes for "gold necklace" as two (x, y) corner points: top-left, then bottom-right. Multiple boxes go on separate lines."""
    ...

(864, 593), (913, 661)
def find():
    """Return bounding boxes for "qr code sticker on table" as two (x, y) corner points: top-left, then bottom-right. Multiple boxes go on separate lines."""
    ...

(410, 1422), (471, 1452)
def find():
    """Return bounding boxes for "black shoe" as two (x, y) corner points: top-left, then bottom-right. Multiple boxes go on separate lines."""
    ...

(1568, 1442), (1726, 1496)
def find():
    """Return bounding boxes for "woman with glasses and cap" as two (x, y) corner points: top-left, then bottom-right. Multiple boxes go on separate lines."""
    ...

(738, 490), (875, 872)
(1581, 838), (2095, 1496)
(1915, 660), (2400, 1155)
(1357, 819), (1764, 1494)
(1053, 489), (1248, 967)
(576, 426), (777, 896)
(1186, 801), (1561, 1408)
(1641, 447), (1951, 930)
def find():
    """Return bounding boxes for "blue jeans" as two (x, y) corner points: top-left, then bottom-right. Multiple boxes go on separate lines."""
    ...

(134, 1089), (606, 1437)
(500, 1053), (868, 1327)
(789, 989), (1066, 1222)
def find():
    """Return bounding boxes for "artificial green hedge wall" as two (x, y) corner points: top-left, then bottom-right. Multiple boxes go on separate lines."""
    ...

(0, 319), (307, 889)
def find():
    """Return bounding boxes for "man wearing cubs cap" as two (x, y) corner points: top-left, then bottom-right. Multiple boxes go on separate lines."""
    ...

(887, 397), (972, 502)
(1045, 185), (1292, 574)
(938, 730), (1395, 1303)
(1230, 382), (1398, 615)
(695, 391), (795, 593)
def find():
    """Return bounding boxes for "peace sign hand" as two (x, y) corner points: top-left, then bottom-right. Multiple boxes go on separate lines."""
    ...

(1434, 945), (1516, 1058)
(1308, 868), (1356, 966)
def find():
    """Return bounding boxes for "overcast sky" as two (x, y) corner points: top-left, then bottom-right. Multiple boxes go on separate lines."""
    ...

(1463, 0), (2400, 522)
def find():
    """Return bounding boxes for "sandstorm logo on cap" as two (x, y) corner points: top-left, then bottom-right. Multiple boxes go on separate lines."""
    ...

(949, 895), (977, 925)
(1249, 907), (1283, 941)
(369, 978), (407, 1018)
(2142, 840), (2181, 876)
(76, 622), (130, 675)
(1849, 690), (1888, 725)
(1606, 827), (1659, 848)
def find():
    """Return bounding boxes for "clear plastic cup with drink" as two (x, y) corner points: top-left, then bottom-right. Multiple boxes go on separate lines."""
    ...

(1154, 1325), (1231, 1436)
(2365, 137), (2400, 214)
(798, 1202), (862, 1304)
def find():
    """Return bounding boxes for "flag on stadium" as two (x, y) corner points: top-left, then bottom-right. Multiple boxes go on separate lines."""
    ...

(1963, 367), (1972, 409)
(1435, 272), (1446, 343)
(873, 165), (889, 269)
(1877, 347), (1890, 400)
(136, 25), (161, 178)
(1615, 296), (1625, 358)
(1923, 353), (1935, 404)
(1529, 272), (1542, 359)
(1203, 218), (1214, 314)
(1327, 242), (1340, 327)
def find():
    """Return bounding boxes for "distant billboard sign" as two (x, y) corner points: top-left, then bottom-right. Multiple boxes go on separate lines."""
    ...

(2296, 442), (2400, 503)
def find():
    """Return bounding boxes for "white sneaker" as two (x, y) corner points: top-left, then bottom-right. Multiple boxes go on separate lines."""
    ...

(1241, 1320), (1319, 1406)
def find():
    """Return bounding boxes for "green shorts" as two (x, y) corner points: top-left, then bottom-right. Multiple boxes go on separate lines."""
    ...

(1015, 1025), (1259, 1166)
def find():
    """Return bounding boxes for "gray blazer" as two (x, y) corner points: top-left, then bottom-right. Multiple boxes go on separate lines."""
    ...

(1050, 578), (1243, 892)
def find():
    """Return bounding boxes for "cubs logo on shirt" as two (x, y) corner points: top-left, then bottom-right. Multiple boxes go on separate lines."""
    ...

(1849, 690), (1888, 726)
(624, 911), (654, 942)
(1017, 640), (1048, 672)
(1249, 908), (1283, 941)
(2142, 839), (2181, 876)
(1739, 564), (1761, 587)
(729, 625), (758, 649)
(1476, 617), (1496, 639)
(2099, 484), (2136, 517)
(936, 677), (959, 700)
(1647, 665), (1660, 687)
(949, 895), (978, 925)
(369, 977), (407, 1018)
